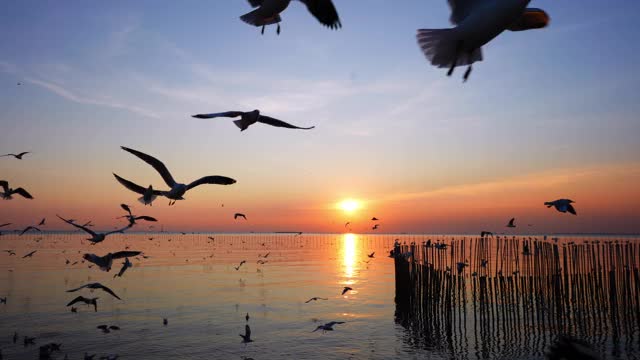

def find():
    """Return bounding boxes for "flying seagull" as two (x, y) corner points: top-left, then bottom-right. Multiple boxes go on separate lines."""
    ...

(372, 224), (379, 230)
(305, 297), (328, 303)
(3, 250), (16, 256)
(344, 222), (350, 228)
(371, 217), (378, 221)
(19, 226), (41, 236)
(544, 199), (577, 215)
(83, 251), (141, 271)
(367, 252), (375, 258)
(118, 204), (158, 225)
(192, 110), (315, 132)
(1, 297), (6, 304)
(38, 218), (46, 226)
(1, 152), (30, 160)
(0, 223), (11, 228)
(235, 260), (247, 271)
(313, 321), (345, 333)
(115, 146), (236, 206)
(341, 286), (352, 295)
(113, 257), (133, 278)
(0, 180), (33, 200)
(417, 0), (550, 81)
(66, 296), (98, 312)
(239, 324), (253, 343)
(57, 215), (131, 244)
(22, 250), (37, 258)
(66, 283), (121, 300)
(234, 213), (247, 220)
(240, 0), (341, 35)
(506, 218), (516, 228)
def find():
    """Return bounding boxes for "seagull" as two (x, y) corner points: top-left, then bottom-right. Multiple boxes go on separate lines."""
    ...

(0, 180), (33, 200)
(367, 252), (375, 258)
(246, 313), (250, 322)
(239, 324), (253, 343)
(313, 321), (345, 333)
(0, 223), (11, 228)
(344, 222), (350, 228)
(66, 283), (121, 300)
(1, 152), (30, 160)
(372, 224), (379, 230)
(371, 217), (378, 221)
(38, 218), (46, 226)
(83, 251), (141, 271)
(0, 297), (6, 304)
(115, 146), (236, 206)
(416, 0), (550, 81)
(235, 260), (247, 270)
(57, 215), (131, 244)
(235, 213), (247, 220)
(113, 258), (133, 278)
(239, 0), (341, 35)
(341, 286), (352, 295)
(66, 296), (98, 312)
(192, 110), (315, 132)
(4, 250), (16, 256)
(544, 199), (577, 215)
(305, 297), (328, 303)
(480, 231), (493, 238)
(22, 250), (37, 258)
(163, 318), (168, 326)
(506, 218), (516, 228)
(19, 226), (41, 236)
(117, 204), (158, 225)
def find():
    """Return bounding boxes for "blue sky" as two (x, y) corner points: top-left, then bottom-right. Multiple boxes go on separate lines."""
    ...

(1, 1), (639, 233)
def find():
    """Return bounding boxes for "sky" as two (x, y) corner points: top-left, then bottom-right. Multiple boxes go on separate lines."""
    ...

(1, 0), (639, 234)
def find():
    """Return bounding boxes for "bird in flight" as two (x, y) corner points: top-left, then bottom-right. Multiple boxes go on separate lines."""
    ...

(1, 152), (30, 160)
(1, 297), (6, 304)
(66, 296), (98, 312)
(83, 251), (141, 271)
(239, 0), (341, 35)
(38, 218), (46, 226)
(115, 147), (236, 206)
(544, 199), (577, 215)
(372, 224), (379, 230)
(371, 217), (378, 221)
(417, 0), (550, 81)
(19, 226), (41, 236)
(239, 324), (253, 343)
(118, 203), (158, 226)
(235, 260), (247, 270)
(0, 180), (33, 200)
(22, 250), (37, 259)
(235, 213), (247, 220)
(313, 321), (345, 333)
(66, 283), (121, 300)
(480, 231), (493, 238)
(341, 286), (353, 295)
(192, 110), (315, 132)
(506, 218), (516, 228)
(3, 250), (16, 256)
(367, 252), (375, 258)
(58, 215), (131, 244)
(305, 297), (328, 303)
(114, 257), (133, 278)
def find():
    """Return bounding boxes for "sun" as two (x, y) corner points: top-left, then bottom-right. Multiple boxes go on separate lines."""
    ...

(339, 199), (360, 213)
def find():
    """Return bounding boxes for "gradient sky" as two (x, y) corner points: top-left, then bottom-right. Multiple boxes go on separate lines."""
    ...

(1, 1), (639, 234)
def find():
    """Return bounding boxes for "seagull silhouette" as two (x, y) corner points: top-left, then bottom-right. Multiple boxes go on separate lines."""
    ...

(235, 213), (247, 220)
(83, 251), (141, 271)
(115, 147), (236, 206)
(113, 257), (133, 278)
(66, 296), (98, 312)
(38, 218), (46, 226)
(235, 260), (247, 271)
(66, 283), (121, 300)
(117, 203), (158, 225)
(0, 180), (33, 200)
(239, 0), (341, 35)
(313, 321), (345, 333)
(1, 152), (30, 160)
(341, 287), (352, 295)
(367, 252), (375, 258)
(506, 218), (516, 228)
(192, 110), (315, 132)
(22, 250), (37, 258)
(305, 297), (328, 303)
(239, 324), (253, 343)
(19, 226), (41, 236)
(545, 199), (577, 215)
(57, 215), (131, 244)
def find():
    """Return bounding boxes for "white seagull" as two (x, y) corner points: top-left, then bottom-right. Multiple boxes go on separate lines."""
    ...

(544, 199), (577, 215)
(57, 215), (131, 244)
(192, 110), (315, 132)
(417, 0), (550, 81)
(115, 146), (236, 206)
(240, 0), (341, 35)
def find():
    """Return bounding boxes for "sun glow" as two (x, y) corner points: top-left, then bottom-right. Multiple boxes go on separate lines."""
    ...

(339, 199), (360, 213)
(342, 233), (357, 279)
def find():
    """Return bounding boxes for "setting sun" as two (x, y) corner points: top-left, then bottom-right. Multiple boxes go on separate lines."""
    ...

(339, 199), (360, 213)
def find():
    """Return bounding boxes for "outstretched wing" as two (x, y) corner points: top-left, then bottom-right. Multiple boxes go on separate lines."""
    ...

(17, 152), (30, 158)
(66, 284), (90, 292)
(134, 216), (157, 222)
(448, 0), (490, 25)
(13, 188), (33, 199)
(299, 0), (341, 29)
(19, 226), (40, 236)
(0, 223), (11, 228)
(120, 204), (132, 216)
(258, 115), (315, 130)
(57, 215), (97, 237)
(192, 111), (245, 119)
(98, 284), (121, 300)
(0, 181), (9, 193)
(121, 146), (177, 188)
(112, 251), (142, 259)
(106, 223), (133, 236)
(186, 176), (237, 191)
(566, 204), (577, 215)
(66, 296), (86, 306)
(113, 173), (162, 195)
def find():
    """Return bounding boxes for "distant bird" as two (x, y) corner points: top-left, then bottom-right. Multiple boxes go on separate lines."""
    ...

(118, 203), (157, 225)
(0, 223), (11, 228)
(235, 260), (247, 270)
(341, 286), (352, 295)
(0, 297), (6, 304)
(163, 318), (168, 326)
(0, 180), (33, 200)
(344, 222), (350, 228)
(71, 307), (77, 313)
(416, 0), (550, 81)
(506, 218), (516, 228)
(305, 297), (328, 303)
(239, 324), (253, 343)
(480, 231), (493, 238)
(235, 213), (247, 220)
(115, 146), (236, 206)
(22, 250), (37, 258)
(545, 199), (577, 215)
(66, 283), (121, 300)
(38, 218), (46, 226)
(372, 224), (379, 230)
(239, 0), (341, 35)
(57, 215), (131, 244)
(367, 252), (375, 258)
(66, 296), (98, 312)
(313, 321), (345, 333)
(246, 313), (250, 322)
(1, 152), (30, 160)
(82, 251), (141, 271)
(113, 258), (133, 278)
(19, 226), (41, 236)
(4, 250), (16, 256)
(192, 110), (315, 132)
(371, 217), (378, 221)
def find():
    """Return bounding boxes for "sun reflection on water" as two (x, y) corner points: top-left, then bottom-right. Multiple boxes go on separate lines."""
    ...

(342, 233), (358, 285)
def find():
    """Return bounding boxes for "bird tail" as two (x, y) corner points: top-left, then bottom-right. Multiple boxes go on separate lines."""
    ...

(233, 119), (252, 131)
(240, 10), (281, 26)
(416, 28), (482, 68)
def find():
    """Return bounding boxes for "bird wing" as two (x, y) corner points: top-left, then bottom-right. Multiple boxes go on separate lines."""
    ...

(66, 296), (86, 306)
(186, 176), (237, 191)
(39, 218), (45, 225)
(66, 284), (91, 292)
(17, 152), (30, 157)
(97, 284), (121, 300)
(105, 224), (132, 236)
(120, 204), (132, 216)
(298, 0), (342, 29)
(191, 111), (244, 119)
(57, 215), (97, 237)
(508, 218), (515, 226)
(134, 216), (157, 222)
(0, 180), (9, 193)
(247, 0), (263, 7)
(121, 146), (177, 188)
(113, 173), (163, 195)
(20, 226), (40, 236)
(305, 298), (313, 303)
(257, 115), (315, 130)
(0, 223), (11, 228)
(112, 251), (142, 259)
(566, 204), (577, 215)
(448, 0), (490, 25)
(13, 188), (33, 199)
(22, 250), (36, 258)
(245, 324), (251, 338)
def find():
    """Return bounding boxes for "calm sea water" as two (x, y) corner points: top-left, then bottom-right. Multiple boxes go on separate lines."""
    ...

(0, 233), (637, 359)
